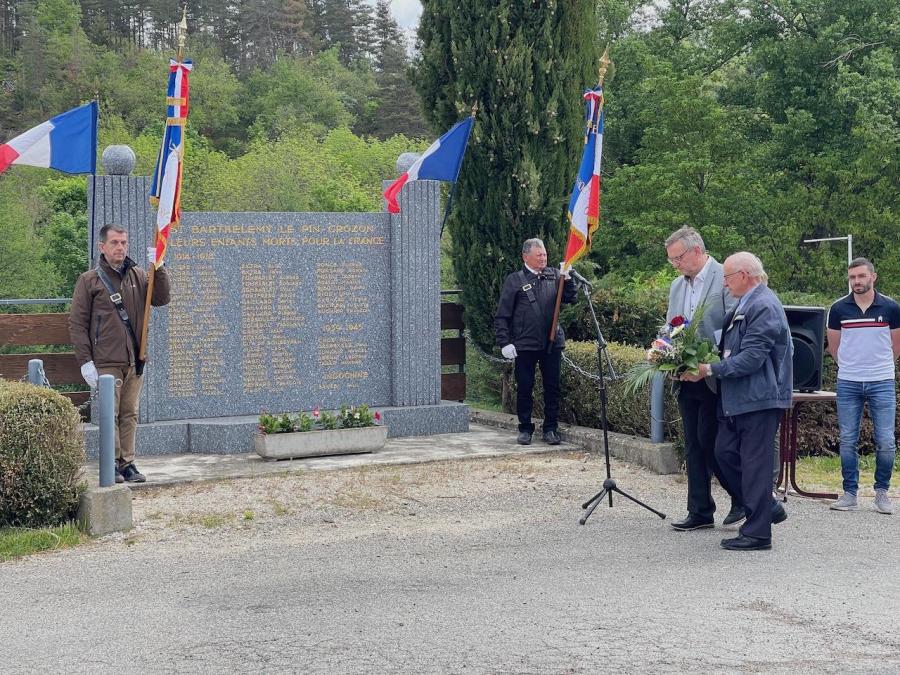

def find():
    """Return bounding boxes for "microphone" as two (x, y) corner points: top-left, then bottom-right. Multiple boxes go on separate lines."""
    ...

(568, 268), (593, 289)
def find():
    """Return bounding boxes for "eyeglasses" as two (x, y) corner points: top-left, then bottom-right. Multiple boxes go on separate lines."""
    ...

(723, 270), (746, 280)
(667, 248), (692, 264)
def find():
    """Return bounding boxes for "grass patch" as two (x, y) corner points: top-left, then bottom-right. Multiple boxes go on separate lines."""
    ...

(467, 398), (505, 413)
(170, 511), (234, 529)
(796, 454), (878, 492)
(463, 343), (506, 411)
(330, 490), (383, 509)
(270, 500), (289, 516)
(243, 510), (255, 521)
(200, 513), (232, 529)
(0, 522), (82, 561)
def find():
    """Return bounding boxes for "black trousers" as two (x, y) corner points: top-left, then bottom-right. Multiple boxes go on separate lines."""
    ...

(678, 381), (738, 519)
(714, 408), (783, 540)
(514, 349), (562, 433)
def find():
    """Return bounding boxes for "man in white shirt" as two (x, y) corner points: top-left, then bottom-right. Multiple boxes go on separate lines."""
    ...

(664, 227), (743, 531)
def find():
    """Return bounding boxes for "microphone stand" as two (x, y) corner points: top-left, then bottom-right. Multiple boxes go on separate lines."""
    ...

(573, 276), (666, 525)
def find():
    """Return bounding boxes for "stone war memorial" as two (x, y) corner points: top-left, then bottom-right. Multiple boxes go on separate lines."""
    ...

(83, 147), (468, 458)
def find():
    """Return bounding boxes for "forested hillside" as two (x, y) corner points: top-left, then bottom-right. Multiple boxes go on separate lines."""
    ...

(0, 0), (427, 300)
(0, 0), (897, 310)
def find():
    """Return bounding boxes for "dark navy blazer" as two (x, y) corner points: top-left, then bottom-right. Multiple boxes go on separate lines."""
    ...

(710, 284), (793, 417)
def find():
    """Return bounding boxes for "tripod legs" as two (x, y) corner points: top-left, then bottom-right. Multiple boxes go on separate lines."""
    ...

(573, 279), (667, 525)
(579, 478), (667, 525)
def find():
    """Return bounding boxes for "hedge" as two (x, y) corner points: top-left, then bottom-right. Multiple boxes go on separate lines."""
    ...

(0, 380), (86, 528)
(559, 287), (669, 348)
(502, 341), (900, 460)
(502, 341), (684, 452)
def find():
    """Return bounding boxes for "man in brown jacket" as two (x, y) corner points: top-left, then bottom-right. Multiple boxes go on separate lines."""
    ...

(70, 224), (171, 483)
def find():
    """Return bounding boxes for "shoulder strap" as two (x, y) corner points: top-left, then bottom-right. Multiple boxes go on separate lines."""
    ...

(95, 266), (144, 373)
(517, 270), (544, 323)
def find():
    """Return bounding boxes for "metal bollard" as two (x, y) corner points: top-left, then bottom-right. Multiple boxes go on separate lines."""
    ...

(98, 374), (116, 488)
(650, 372), (665, 443)
(27, 359), (43, 385)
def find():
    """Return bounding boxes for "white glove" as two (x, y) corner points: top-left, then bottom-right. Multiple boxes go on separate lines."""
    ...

(80, 361), (99, 389)
(501, 344), (518, 360)
(559, 264), (571, 279)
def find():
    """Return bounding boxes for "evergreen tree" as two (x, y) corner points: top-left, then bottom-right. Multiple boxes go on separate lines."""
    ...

(363, 0), (428, 139)
(416, 0), (600, 349)
(372, 0), (402, 66)
(311, 0), (356, 65)
(352, 0), (376, 64)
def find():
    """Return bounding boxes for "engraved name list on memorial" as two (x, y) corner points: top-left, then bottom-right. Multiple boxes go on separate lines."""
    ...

(154, 216), (391, 420)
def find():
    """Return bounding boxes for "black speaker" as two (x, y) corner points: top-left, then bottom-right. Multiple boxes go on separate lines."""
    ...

(784, 306), (826, 393)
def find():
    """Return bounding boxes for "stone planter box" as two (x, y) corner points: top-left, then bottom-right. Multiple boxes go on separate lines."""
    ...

(254, 425), (388, 460)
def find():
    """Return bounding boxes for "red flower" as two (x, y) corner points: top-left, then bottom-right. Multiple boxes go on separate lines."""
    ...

(374, 411), (382, 423)
(669, 316), (686, 327)
(312, 406), (320, 418)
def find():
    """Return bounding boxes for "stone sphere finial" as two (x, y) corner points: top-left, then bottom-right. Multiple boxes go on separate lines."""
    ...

(396, 152), (421, 175)
(101, 145), (136, 176)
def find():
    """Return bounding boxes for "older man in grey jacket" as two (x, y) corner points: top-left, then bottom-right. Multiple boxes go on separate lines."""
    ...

(664, 227), (743, 532)
(682, 252), (792, 551)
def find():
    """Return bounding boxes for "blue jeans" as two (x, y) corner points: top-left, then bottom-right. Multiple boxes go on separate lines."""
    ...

(836, 378), (897, 494)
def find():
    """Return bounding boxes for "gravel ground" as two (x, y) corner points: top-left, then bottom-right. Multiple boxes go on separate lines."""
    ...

(2, 451), (900, 674)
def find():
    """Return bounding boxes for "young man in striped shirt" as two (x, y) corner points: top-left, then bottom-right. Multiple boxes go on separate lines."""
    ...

(826, 258), (900, 514)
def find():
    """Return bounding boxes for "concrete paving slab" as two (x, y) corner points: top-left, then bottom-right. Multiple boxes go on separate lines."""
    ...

(82, 423), (577, 488)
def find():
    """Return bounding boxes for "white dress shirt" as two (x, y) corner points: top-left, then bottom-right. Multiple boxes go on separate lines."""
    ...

(683, 256), (712, 320)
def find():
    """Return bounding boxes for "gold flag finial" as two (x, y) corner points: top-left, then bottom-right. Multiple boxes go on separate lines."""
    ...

(470, 101), (479, 118)
(177, 6), (188, 58)
(598, 47), (610, 86)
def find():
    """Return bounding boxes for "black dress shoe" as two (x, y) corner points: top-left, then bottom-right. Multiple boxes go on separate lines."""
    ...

(120, 463), (146, 483)
(772, 502), (788, 525)
(720, 535), (771, 551)
(722, 505), (746, 525)
(517, 431), (532, 445)
(670, 514), (714, 531)
(542, 430), (561, 445)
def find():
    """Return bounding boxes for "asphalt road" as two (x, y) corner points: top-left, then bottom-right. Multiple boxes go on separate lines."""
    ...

(2, 453), (899, 674)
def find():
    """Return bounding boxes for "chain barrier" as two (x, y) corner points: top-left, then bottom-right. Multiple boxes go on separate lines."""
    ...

(38, 362), (51, 388)
(561, 353), (603, 381)
(76, 387), (99, 412)
(464, 330), (617, 382)
(19, 362), (98, 412)
(462, 330), (510, 365)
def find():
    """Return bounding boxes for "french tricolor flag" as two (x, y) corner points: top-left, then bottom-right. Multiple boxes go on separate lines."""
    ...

(0, 102), (97, 176)
(383, 117), (473, 214)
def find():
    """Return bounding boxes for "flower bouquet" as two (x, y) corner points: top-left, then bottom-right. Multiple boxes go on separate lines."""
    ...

(623, 303), (720, 396)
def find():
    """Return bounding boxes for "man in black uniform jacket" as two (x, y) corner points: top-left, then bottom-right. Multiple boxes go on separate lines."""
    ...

(494, 238), (577, 445)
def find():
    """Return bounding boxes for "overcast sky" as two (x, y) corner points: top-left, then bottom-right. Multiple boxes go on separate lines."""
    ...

(389, 0), (422, 29)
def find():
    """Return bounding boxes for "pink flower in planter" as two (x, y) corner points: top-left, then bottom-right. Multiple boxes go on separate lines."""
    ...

(312, 406), (320, 419)
(374, 411), (382, 423)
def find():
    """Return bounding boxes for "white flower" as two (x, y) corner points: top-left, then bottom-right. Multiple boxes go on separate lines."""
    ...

(670, 325), (685, 338)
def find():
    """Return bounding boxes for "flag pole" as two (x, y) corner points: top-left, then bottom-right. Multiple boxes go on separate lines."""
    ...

(439, 102), (477, 238)
(140, 6), (187, 361)
(547, 48), (610, 350)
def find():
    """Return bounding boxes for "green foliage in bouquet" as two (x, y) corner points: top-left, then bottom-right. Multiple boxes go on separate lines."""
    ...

(624, 303), (721, 396)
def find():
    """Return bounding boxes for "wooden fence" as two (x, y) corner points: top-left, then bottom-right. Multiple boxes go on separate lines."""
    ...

(440, 301), (466, 401)
(0, 313), (89, 411)
(1, 300), (467, 410)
